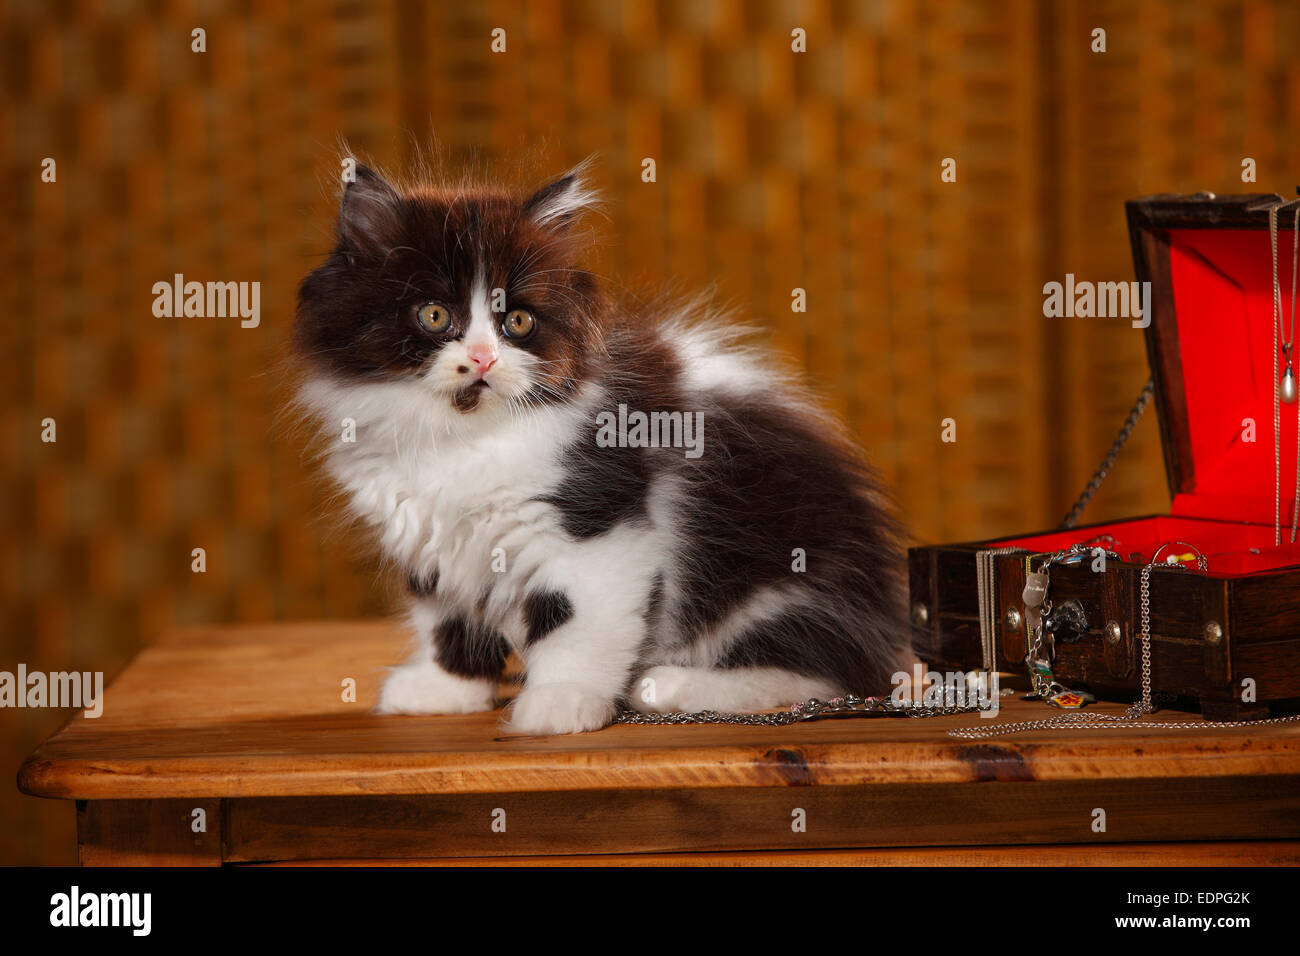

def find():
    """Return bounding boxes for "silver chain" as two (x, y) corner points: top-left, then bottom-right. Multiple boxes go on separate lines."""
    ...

(1272, 200), (1299, 351)
(613, 692), (984, 727)
(977, 546), (1022, 671)
(1270, 200), (1300, 546)
(1061, 378), (1155, 530)
(613, 707), (805, 727)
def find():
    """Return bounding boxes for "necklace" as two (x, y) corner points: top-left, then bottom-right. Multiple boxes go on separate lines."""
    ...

(612, 691), (984, 726)
(1272, 201), (1300, 403)
(1270, 201), (1300, 544)
(976, 545), (1022, 670)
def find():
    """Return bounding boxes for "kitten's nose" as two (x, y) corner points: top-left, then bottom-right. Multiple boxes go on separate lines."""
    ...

(467, 344), (498, 375)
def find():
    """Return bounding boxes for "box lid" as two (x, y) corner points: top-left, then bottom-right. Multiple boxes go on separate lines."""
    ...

(1127, 193), (1300, 526)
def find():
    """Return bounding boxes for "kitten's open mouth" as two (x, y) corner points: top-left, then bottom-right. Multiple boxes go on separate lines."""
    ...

(451, 379), (492, 413)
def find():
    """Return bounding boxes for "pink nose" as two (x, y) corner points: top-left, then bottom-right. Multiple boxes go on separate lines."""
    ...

(467, 345), (497, 374)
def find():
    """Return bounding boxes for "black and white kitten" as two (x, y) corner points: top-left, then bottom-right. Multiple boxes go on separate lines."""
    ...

(293, 160), (912, 735)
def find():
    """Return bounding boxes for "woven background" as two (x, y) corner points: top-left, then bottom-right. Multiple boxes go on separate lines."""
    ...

(2, 0), (1298, 864)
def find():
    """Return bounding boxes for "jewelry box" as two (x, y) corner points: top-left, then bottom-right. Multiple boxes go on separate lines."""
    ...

(909, 193), (1300, 720)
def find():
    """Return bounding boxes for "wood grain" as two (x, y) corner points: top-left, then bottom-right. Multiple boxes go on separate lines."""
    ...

(77, 799), (222, 867)
(248, 841), (1300, 867)
(225, 777), (1300, 861)
(19, 621), (1300, 802)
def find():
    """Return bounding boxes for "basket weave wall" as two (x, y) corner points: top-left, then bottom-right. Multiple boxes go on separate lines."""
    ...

(2, 0), (1298, 863)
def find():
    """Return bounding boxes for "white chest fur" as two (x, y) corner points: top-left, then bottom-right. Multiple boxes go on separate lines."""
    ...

(302, 377), (597, 620)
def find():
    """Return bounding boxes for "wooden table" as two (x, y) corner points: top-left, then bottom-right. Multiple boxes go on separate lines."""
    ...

(19, 621), (1300, 866)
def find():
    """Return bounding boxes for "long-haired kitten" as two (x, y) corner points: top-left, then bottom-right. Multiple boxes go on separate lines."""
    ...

(293, 159), (911, 735)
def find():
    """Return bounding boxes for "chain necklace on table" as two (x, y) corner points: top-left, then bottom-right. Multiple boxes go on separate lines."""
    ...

(612, 692), (985, 726)
(1271, 200), (1300, 545)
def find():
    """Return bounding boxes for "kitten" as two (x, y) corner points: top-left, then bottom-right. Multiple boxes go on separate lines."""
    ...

(293, 159), (912, 735)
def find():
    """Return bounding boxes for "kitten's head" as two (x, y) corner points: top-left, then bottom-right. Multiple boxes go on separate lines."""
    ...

(294, 160), (607, 415)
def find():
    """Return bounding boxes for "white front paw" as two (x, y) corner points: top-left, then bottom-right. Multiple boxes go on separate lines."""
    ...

(375, 660), (496, 716)
(506, 683), (615, 735)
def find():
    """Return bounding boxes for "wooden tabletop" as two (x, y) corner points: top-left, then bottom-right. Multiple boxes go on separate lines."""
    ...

(19, 621), (1300, 801)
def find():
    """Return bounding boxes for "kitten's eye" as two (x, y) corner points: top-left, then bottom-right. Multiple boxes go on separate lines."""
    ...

(416, 302), (452, 333)
(502, 308), (536, 340)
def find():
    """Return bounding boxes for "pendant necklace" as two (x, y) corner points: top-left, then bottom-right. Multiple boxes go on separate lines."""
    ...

(1269, 200), (1300, 544)
(1271, 200), (1300, 403)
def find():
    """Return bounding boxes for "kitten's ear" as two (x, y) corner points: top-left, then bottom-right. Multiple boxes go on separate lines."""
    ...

(338, 164), (401, 254)
(524, 161), (600, 229)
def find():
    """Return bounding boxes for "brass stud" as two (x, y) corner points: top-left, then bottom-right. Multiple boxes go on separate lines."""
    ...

(1004, 606), (1023, 632)
(1104, 621), (1122, 645)
(1204, 621), (1224, 645)
(911, 602), (929, 626)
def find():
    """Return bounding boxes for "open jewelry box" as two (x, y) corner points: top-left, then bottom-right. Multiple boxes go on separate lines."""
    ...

(909, 193), (1300, 720)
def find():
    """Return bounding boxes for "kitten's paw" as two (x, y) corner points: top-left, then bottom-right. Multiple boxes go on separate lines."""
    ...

(630, 665), (702, 713)
(374, 660), (496, 716)
(505, 682), (615, 735)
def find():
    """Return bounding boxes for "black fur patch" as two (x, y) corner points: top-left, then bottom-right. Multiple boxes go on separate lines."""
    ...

(676, 400), (902, 611)
(523, 591), (574, 646)
(406, 568), (438, 597)
(538, 329), (682, 539)
(538, 440), (652, 538)
(717, 611), (890, 695)
(434, 616), (509, 679)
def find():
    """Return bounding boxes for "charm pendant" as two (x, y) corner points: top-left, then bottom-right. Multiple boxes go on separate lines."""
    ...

(1022, 656), (1054, 700)
(1282, 363), (1297, 405)
(1047, 689), (1096, 709)
(1022, 571), (1049, 608)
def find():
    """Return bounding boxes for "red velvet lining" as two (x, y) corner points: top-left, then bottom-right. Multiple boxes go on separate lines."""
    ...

(990, 224), (1300, 578)
(1165, 227), (1300, 525)
(991, 516), (1300, 577)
